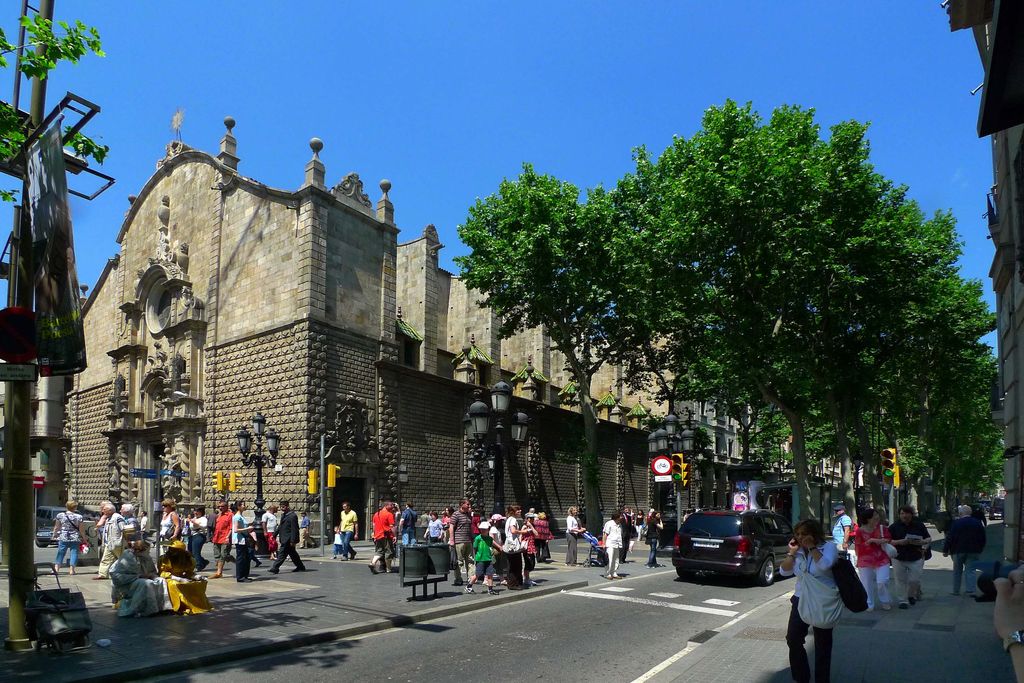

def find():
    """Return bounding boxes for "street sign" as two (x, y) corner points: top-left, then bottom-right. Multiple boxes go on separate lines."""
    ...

(0, 307), (36, 363)
(32, 475), (45, 489)
(129, 467), (157, 479)
(160, 469), (186, 478)
(651, 455), (672, 476)
(654, 474), (674, 483)
(0, 363), (38, 381)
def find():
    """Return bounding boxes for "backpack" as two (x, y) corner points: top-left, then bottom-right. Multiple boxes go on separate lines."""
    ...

(832, 554), (868, 612)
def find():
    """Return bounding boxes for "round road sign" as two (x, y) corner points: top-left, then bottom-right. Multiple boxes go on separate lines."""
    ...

(651, 455), (672, 476)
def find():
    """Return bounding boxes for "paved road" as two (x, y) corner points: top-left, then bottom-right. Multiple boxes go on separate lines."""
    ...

(147, 564), (793, 682)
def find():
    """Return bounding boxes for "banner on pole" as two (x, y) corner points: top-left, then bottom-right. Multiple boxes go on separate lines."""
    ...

(27, 118), (87, 375)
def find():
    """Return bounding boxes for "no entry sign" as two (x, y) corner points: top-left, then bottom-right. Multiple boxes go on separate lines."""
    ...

(0, 307), (36, 363)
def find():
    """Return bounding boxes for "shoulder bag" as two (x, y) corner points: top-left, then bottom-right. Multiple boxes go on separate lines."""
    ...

(797, 555), (844, 628)
(832, 554), (868, 612)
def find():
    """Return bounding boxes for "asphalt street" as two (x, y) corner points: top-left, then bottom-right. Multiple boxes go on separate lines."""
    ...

(145, 563), (794, 682)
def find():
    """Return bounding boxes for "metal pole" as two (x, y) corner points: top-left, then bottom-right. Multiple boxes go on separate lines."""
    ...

(319, 435), (325, 557)
(5, 0), (53, 650)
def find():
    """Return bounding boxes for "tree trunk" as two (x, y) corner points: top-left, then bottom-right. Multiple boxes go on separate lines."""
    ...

(826, 392), (856, 515)
(853, 413), (884, 506)
(579, 392), (602, 532)
(759, 383), (813, 520)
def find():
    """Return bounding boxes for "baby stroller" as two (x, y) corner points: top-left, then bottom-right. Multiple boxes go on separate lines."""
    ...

(581, 531), (607, 567)
(25, 563), (92, 652)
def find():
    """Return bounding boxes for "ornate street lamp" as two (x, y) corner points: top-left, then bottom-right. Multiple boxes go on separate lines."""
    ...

(237, 412), (280, 556)
(464, 382), (529, 515)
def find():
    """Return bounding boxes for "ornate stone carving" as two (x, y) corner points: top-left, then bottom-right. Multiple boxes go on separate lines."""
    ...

(526, 436), (541, 499)
(332, 172), (372, 207)
(330, 394), (377, 454)
(157, 140), (193, 167)
(615, 448), (625, 510)
(110, 374), (126, 415)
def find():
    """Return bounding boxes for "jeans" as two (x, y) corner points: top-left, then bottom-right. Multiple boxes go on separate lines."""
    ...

(235, 543), (251, 581)
(953, 552), (982, 594)
(189, 534), (208, 570)
(55, 540), (80, 568)
(647, 539), (660, 567)
(339, 530), (354, 558)
(787, 596), (833, 683)
(401, 528), (416, 547)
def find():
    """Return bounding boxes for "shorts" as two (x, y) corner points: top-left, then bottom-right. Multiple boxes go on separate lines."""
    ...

(475, 560), (494, 579)
(374, 537), (395, 560)
(266, 535), (278, 553)
(213, 542), (232, 562)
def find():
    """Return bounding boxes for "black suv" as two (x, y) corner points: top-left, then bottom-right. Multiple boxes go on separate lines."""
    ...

(672, 509), (793, 586)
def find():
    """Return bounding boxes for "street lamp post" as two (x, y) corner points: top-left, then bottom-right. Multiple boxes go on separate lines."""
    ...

(236, 412), (280, 556)
(464, 381), (528, 515)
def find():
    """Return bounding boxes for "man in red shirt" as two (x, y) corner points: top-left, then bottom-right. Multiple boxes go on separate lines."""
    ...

(209, 499), (234, 579)
(370, 501), (397, 574)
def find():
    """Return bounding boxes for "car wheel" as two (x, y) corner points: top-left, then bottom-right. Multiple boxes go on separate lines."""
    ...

(676, 567), (692, 580)
(756, 556), (775, 587)
(35, 540), (48, 548)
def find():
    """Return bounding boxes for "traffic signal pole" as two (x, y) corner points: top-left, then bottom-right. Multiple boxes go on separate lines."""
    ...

(3, 0), (53, 651)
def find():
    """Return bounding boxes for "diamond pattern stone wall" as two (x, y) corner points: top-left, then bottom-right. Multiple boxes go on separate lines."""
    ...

(67, 385), (110, 507)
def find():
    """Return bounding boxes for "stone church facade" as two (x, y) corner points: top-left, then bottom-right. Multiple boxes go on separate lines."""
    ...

(65, 119), (738, 534)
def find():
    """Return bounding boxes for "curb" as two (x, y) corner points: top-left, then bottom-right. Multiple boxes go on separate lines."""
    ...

(70, 578), (589, 683)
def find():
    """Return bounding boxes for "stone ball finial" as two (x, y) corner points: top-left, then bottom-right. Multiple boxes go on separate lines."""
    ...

(310, 137), (324, 157)
(224, 116), (236, 133)
(462, 344), (472, 356)
(127, 194), (137, 205)
(380, 178), (392, 195)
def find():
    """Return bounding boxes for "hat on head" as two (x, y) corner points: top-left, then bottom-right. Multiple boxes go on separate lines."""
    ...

(479, 521), (490, 530)
(489, 513), (505, 523)
(525, 512), (537, 519)
(832, 503), (845, 512)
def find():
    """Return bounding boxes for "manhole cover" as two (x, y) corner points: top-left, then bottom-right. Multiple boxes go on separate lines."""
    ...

(690, 630), (718, 643)
(736, 627), (787, 641)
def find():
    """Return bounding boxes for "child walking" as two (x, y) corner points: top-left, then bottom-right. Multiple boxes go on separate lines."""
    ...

(467, 521), (501, 595)
(332, 526), (343, 559)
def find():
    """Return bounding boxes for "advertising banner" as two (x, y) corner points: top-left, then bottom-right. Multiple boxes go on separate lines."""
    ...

(27, 118), (86, 375)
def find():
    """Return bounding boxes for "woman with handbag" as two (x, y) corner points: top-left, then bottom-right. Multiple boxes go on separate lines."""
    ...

(504, 505), (526, 590)
(779, 519), (841, 683)
(53, 500), (85, 575)
(854, 507), (894, 611)
(522, 513), (539, 587)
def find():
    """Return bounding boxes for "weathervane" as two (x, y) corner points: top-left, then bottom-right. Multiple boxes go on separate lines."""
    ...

(171, 108), (184, 141)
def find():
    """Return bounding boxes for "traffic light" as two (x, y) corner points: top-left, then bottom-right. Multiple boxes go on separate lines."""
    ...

(671, 453), (689, 486)
(880, 448), (897, 484)
(228, 471), (240, 492)
(214, 471), (225, 492)
(307, 469), (318, 495)
(326, 464), (339, 488)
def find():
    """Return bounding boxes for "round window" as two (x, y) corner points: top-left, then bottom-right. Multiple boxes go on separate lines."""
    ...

(145, 280), (173, 334)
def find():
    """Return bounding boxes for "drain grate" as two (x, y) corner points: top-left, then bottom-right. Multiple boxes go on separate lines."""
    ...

(736, 626), (788, 641)
(690, 630), (718, 644)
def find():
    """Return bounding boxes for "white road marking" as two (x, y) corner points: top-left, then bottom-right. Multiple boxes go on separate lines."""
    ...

(648, 592), (682, 599)
(630, 590), (794, 683)
(566, 591), (738, 616)
(704, 598), (740, 607)
(599, 586), (634, 593)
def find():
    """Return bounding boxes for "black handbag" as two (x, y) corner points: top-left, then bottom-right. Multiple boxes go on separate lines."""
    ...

(832, 555), (868, 612)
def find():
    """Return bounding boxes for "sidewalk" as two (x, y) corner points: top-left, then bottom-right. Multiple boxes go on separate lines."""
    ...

(654, 521), (1015, 683)
(0, 540), (588, 683)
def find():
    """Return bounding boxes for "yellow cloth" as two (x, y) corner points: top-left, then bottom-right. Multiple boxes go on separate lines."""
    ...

(157, 540), (212, 614)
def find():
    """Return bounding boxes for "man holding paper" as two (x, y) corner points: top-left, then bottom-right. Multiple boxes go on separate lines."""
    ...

(889, 505), (931, 609)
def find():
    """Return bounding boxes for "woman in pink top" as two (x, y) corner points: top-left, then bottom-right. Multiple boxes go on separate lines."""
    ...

(854, 508), (893, 611)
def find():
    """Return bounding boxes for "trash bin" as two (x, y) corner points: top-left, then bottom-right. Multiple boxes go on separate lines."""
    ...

(426, 543), (450, 576)
(400, 544), (429, 581)
(78, 521), (103, 566)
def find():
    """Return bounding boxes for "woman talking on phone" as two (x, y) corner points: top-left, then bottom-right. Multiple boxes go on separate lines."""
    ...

(779, 519), (841, 683)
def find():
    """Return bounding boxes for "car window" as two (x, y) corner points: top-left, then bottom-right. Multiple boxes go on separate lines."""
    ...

(746, 516), (766, 536)
(682, 515), (742, 538)
(774, 517), (793, 536)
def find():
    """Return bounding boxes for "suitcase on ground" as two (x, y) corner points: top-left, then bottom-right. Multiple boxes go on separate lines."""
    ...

(26, 564), (92, 652)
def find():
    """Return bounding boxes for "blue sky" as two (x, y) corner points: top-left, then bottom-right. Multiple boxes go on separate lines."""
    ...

(0, 2), (995, 337)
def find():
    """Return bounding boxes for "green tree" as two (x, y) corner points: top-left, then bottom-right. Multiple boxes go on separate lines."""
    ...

(456, 164), (624, 530)
(0, 13), (105, 199)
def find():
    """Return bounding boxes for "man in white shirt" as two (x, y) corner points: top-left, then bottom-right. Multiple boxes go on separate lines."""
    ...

(602, 511), (624, 580)
(261, 505), (280, 560)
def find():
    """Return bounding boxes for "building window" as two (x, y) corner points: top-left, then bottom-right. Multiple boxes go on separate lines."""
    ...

(402, 338), (420, 368)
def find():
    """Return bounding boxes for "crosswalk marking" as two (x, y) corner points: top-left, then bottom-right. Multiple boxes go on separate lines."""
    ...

(704, 598), (740, 607)
(599, 586), (634, 593)
(567, 590), (739, 616)
(649, 592), (683, 599)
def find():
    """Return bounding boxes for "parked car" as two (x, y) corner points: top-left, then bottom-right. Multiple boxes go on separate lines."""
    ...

(672, 509), (794, 587)
(35, 506), (67, 548)
(991, 497), (1005, 520)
